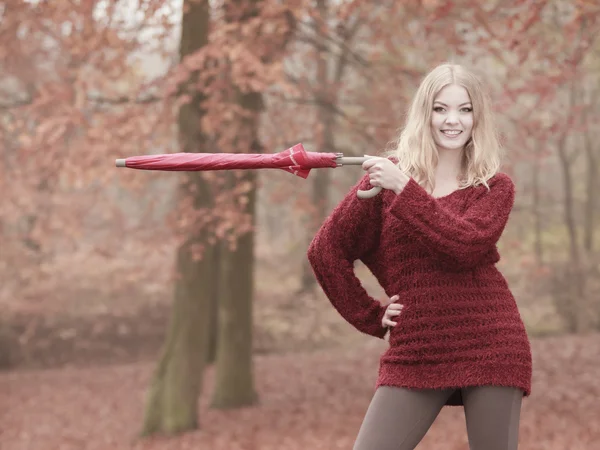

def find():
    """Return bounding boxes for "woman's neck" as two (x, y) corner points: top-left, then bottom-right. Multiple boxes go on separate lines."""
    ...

(436, 148), (464, 181)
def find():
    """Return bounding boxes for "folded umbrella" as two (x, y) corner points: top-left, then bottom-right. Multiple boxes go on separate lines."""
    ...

(115, 143), (382, 198)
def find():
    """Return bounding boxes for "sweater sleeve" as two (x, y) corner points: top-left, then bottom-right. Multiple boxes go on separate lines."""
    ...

(388, 173), (515, 270)
(307, 174), (388, 339)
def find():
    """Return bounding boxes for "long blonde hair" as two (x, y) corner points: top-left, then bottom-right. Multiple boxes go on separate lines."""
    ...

(386, 63), (502, 191)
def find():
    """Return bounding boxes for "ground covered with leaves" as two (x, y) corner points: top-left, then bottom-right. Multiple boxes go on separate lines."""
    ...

(1, 332), (599, 450)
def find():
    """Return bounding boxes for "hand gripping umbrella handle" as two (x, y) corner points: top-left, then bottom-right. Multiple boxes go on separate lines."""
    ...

(336, 155), (383, 199)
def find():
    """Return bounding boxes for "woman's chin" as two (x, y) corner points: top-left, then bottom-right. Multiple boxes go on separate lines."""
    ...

(437, 143), (466, 152)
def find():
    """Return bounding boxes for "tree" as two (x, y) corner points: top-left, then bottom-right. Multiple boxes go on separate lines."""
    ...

(142, 0), (299, 428)
(209, 1), (262, 409)
(472, 0), (600, 332)
(141, 0), (213, 435)
(297, 0), (363, 293)
(0, 0), (178, 329)
(211, 0), (297, 408)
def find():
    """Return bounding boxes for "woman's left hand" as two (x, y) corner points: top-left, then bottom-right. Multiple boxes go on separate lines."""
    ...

(362, 156), (410, 195)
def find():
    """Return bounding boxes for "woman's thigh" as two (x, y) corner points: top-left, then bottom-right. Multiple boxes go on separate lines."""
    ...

(353, 386), (454, 450)
(462, 386), (523, 450)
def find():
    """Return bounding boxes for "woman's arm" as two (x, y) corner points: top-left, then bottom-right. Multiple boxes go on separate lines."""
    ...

(307, 174), (388, 338)
(387, 173), (514, 270)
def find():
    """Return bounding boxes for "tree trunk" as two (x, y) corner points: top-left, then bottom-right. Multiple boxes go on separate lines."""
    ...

(582, 87), (599, 329)
(210, 0), (264, 408)
(300, 169), (330, 292)
(556, 137), (582, 334)
(211, 169), (258, 408)
(206, 255), (220, 365)
(582, 91), (597, 254)
(555, 81), (585, 333)
(141, 0), (211, 435)
(142, 235), (216, 435)
(532, 140), (544, 264)
(299, 0), (340, 292)
(210, 0), (297, 408)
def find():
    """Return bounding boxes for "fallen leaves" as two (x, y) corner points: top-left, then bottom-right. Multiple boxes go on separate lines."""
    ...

(1, 333), (599, 449)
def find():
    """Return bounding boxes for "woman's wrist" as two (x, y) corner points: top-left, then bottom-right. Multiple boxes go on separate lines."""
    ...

(393, 179), (406, 195)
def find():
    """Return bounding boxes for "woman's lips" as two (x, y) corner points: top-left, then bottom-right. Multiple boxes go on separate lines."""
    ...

(441, 130), (462, 138)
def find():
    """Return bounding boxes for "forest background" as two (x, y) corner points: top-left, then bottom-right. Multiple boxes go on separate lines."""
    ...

(1, 0), (599, 449)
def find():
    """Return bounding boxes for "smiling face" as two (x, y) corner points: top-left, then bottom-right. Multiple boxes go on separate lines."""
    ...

(431, 84), (474, 152)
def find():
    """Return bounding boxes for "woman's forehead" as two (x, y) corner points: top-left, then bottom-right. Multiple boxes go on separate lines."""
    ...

(434, 84), (471, 104)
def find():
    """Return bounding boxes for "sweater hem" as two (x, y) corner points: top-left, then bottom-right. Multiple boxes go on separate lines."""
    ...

(375, 360), (531, 400)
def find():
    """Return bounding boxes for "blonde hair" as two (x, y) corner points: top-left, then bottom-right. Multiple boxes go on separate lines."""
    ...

(386, 63), (502, 191)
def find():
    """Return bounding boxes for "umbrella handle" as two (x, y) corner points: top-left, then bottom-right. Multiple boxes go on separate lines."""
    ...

(336, 155), (384, 199)
(357, 186), (383, 199)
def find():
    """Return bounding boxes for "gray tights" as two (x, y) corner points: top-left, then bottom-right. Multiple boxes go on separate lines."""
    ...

(353, 385), (523, 450)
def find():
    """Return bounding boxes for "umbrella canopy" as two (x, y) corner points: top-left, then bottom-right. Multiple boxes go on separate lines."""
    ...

(115, 143), (382, 198)
(116, 143), (337, 179)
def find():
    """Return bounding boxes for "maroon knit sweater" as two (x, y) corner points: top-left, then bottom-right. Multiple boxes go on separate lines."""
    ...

(307, 172), (532, 406)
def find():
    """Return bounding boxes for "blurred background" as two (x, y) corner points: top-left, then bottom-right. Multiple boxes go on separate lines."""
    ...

(1, 0), (599, 449)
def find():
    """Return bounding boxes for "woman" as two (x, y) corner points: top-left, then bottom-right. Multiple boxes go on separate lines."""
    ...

(307, 63), (532, 450)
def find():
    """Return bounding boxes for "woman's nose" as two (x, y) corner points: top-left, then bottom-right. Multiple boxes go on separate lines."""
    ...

(445, 113), (459, 124)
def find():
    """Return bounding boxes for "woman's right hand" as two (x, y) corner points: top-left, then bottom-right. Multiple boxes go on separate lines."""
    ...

(382, 295), (404, 328)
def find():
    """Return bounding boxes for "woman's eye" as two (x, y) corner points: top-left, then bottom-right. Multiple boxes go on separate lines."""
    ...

(433, 106), (471, 113)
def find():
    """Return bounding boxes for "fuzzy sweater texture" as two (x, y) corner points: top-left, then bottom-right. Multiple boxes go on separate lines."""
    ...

(307, 172), (532, 406)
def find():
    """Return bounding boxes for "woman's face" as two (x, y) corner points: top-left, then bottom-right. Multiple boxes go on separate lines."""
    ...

(430, 84), (474, 152)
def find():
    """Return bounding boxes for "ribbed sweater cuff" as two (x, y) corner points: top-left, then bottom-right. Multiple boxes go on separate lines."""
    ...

(388, 177), (430, 218)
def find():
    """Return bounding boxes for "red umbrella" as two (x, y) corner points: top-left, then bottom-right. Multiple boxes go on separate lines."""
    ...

(115, 143), (382, 198)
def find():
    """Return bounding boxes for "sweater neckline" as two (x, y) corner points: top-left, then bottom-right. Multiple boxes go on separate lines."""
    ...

(431, 186), (468, 200)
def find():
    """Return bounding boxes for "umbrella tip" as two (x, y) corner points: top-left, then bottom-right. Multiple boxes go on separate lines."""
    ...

(115, 159), (126, 167)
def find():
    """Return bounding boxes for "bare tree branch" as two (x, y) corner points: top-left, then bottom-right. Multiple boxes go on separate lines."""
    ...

(295, 19), (371, 69)
(0, 94), (162, 111)
(0, 98), (32, 110)
(88, 94), (161, 105)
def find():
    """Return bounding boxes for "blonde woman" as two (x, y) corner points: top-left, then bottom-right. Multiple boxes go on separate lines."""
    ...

(307, 63), (532, 450)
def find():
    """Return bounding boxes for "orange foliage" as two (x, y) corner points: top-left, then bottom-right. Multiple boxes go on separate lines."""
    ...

(1, 0), (598, 313)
